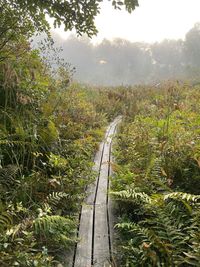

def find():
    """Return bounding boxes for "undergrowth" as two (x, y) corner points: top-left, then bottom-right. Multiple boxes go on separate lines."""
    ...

(1, 2), (200, 266)
(0, 6), (136, 265)
(111, 83), (200, 266)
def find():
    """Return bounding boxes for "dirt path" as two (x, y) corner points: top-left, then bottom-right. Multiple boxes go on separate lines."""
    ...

(71, 117), (121, 267)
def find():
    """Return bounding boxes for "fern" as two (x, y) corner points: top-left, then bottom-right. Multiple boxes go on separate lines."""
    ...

(164, 192), (200, 202)
(0, 139), (30, 145)
(0, 212), (13, 230)
(33, 215), (76, 249)
(112, 188), (200, 265)
(111, 189), (151, 204)
(0, 165), (19, 185)
(116, 221), (173, 266)
(45, 191), (70, 208)
(181, 205), (200, 266)
(116, 204), (188, 266)
(148, 157), (172, 192)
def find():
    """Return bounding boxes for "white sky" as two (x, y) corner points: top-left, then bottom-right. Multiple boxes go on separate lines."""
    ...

(52, 0), (200, 43)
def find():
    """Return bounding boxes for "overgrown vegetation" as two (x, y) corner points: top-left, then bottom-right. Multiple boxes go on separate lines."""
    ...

(0, 2), (133, 266)
(111, 83), (200, 266)
(0, 38), (134, 264)
(1, 1), (200, 266)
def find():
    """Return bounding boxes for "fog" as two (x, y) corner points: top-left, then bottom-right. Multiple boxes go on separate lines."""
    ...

(48, 23), (200, 85)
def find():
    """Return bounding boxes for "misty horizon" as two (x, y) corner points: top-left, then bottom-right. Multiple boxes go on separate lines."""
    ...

(34, 22), (200, 86)
(51, 0), (200, 45)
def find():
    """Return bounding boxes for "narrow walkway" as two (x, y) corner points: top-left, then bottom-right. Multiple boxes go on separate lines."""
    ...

(72, 117), (121, 267)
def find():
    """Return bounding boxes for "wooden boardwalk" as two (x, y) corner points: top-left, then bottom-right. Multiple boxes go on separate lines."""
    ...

(71, 117), (121, 267)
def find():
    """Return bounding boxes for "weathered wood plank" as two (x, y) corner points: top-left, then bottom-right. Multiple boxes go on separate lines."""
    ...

(108, 117), (122, 263)
(74, 142), (104, 267)
(93, 143), (110, 265)
(95, 146), (109, 205)
(93, 117), (121, 267)
(86, 123), (112, 205)
(74, 204), (93, 267)
(93, 204), (110, 267)
(86, 142), (104, 205)
(73, 117), (121, 267)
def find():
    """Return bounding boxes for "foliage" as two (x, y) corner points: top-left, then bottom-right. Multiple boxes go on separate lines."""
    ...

(33, 215), (76, 250)
(2, 0), (139, 37)
(0, 14), (139, 264)
(0, 6), (132, 263)
(1, 1), (200, 265)
(112, 83), (200, 266)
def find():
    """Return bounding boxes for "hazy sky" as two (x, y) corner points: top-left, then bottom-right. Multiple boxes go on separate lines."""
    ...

(52, 0), (200, 43)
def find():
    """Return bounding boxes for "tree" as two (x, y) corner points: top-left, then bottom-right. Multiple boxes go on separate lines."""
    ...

(2, 0), (139, 37)
(184, 23), (200, 68)
(0, 1), (35, 56)
(151, 39), (184, 79)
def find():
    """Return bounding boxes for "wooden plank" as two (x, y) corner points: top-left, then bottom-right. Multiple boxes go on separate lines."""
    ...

(93, 148), (109, 266)
(108, 117), (122, 263)
(74, 204), (93, 267)
(93, 118), (120, 266)
(73, 117), (122, 267)
(74, 126), (110, 267)
(74, 142), (104, 267)
(86, 142), (104, 205)
(93, 204), (110, 267)
(95, 143), (109, 205)
(107, 146), (116, 263)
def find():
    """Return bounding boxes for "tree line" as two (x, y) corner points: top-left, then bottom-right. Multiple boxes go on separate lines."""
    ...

(47, 23), (200, 85)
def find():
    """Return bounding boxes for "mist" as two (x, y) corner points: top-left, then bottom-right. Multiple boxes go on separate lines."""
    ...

(49, 23), (200, 86)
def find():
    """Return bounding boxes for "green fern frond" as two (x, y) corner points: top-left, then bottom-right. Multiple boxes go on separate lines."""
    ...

(164, 192), (200, 202)
(45, 192), (70, 208)
(116, 221), (169, 254)
(0, 164), (18, 178)
(0, 139), (30, 145)
(33, 215), (72, 235)
(0, 212), (13, 230)
(111, 189), (151, 204)
(33, 215), (76, 248)
(115, 221), (136, 231)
